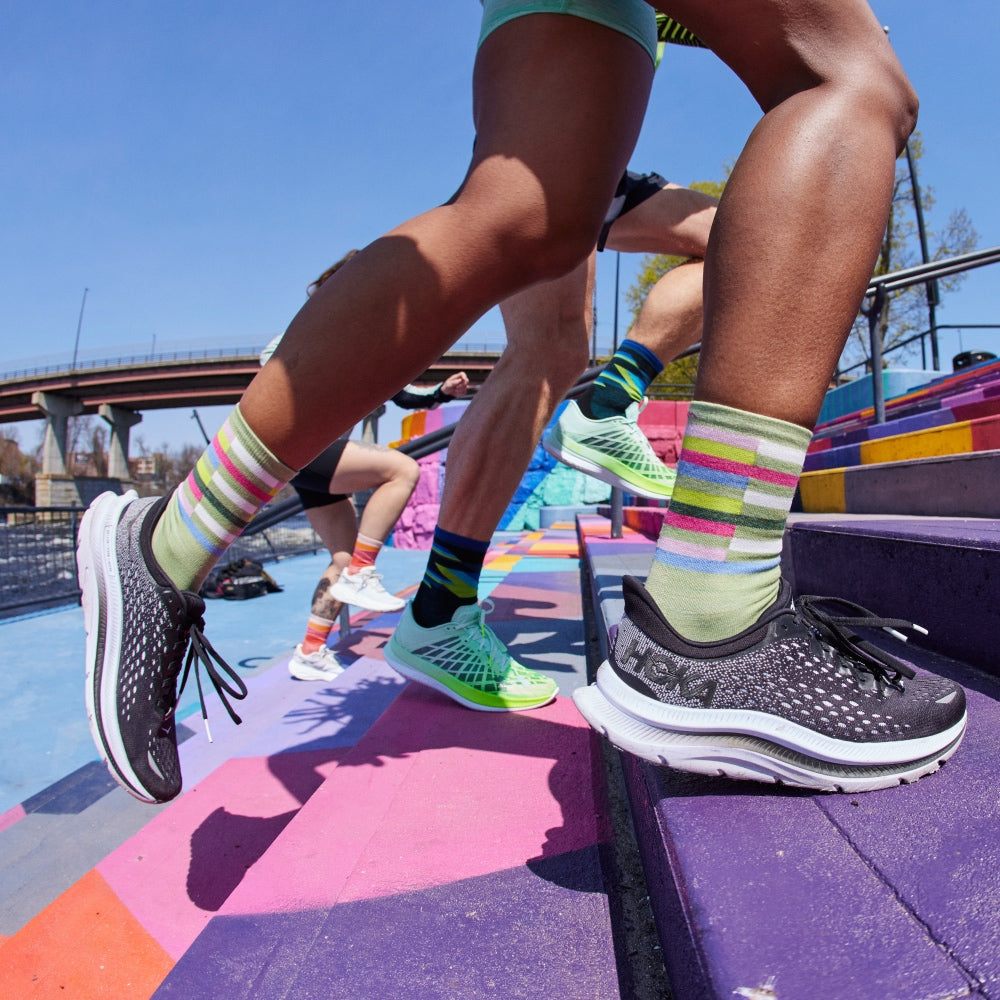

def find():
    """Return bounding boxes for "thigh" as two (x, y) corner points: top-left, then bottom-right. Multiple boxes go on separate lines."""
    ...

(603, 181), (717, 258)
(327, 441), (416, 495)
(650, 0), (904, 111)
(290, 437), (350, 495)
(461, 10), (656, 261)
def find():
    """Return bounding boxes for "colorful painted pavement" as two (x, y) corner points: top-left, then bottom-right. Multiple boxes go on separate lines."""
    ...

(0, 524), (646, 999)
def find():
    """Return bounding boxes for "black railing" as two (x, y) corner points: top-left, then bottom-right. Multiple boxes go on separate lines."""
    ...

(862, 247), (1000, 422)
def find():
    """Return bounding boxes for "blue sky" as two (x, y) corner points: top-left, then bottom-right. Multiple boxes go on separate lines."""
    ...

(2, 1), (999, 450)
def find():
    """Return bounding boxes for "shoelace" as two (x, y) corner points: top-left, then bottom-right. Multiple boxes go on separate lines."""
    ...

(165, 608), (248, 744)
(470, 599), (507, 677)
(795, 595), (926, 691)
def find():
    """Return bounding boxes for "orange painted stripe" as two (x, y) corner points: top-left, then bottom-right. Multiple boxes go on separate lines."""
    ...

(0, 869), (173, 999)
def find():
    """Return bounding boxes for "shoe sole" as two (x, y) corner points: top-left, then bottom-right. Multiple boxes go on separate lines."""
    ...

(542, 436), (674, 501)
(288, 661), (345, 682)
(384, 642), (556, 713)
(78, 491), (156, 803)
(328, 581), (405, 613)
(574, 662), (967, 793)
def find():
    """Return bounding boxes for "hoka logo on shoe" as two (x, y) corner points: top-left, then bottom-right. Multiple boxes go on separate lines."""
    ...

(618, 634), (717, 706)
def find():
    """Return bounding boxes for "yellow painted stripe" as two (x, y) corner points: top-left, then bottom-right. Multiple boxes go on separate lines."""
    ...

(861, 422), (974, 465)
(797, 468), (846, 513)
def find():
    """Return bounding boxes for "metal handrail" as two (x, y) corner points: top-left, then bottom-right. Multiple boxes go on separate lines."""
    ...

(862, 246), (1000, 422)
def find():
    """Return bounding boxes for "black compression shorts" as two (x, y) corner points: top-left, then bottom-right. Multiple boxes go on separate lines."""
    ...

(597, 170), (669, 251)
(291, 437), (351, 509)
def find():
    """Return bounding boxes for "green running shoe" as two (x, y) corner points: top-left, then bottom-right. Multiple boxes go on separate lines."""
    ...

(543, 399), (676, 500)
(385, 600), (558, 711)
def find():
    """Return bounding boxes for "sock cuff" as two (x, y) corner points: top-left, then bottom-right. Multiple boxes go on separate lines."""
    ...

(618, 338), (664, 377)
(232, 403), (298, 482)
(687, 400), (812, 455)
(432, 526), (490, 555)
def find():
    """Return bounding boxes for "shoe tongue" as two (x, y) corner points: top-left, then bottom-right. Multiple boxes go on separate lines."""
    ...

(624, 400), (641, 421)
(452, 602), (482, 625)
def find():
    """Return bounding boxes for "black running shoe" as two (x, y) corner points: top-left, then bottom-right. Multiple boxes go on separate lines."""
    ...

(574, 576), (967, 792)
(77, 490), (248, 803)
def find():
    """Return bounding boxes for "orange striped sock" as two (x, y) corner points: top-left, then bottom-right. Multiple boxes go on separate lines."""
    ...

(301, 614), (335, 654)
(347, 533), (382, 572)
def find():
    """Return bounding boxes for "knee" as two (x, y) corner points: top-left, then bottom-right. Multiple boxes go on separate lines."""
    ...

(853, 52), (918, 153)
(503, 216), (601, 289)
(398, 455), (421, 493)
(455, 168), (607, 288)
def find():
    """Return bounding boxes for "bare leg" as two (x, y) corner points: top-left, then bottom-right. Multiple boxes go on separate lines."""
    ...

(240, 15), (653, 470)
(438, 256), (594, 540)
(302, 500), (356, 628)
(327, 441), (420, 544)
(603, 182), (717, 364)
(654, 0), (917, 427)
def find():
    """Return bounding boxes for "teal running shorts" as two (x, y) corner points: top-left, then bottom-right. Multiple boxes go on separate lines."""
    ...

(479, 0), (658, 64)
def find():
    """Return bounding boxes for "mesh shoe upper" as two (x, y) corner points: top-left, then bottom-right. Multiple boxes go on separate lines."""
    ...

(386, 601), (557, 711)
(610, 575), (966, 747)
(544, 399), (676, 498)
(82, 492), (246, 803)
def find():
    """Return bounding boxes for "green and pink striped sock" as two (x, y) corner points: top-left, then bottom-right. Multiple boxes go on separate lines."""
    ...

(643, 400), (811, 642)
(151, 403), (297, 592)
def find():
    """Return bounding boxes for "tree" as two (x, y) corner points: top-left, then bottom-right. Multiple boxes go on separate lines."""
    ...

(0, 425), (40, 504)
(623, 178), (726, 397)
(842, 132), (979, 373)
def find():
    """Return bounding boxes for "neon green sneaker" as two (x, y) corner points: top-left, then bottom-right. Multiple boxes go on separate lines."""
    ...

(385, 600), (558, 711)
(542, 399), (676, 500)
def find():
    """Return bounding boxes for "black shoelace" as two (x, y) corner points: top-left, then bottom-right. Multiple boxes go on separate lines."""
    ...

(795, 595), (927, 692)
(176, 615), (248, 743)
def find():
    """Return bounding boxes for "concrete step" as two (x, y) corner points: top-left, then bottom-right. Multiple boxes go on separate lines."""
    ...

(804, 409), (1000, 473)
(797, 449), (1000, 517)
(579, 512), (1000, 1000)
(784, 513), (1000, 676)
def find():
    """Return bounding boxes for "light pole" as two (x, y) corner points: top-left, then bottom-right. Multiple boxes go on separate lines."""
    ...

(903, 141), (940, 369)
(884, 25), (940, 369)
(71, 288), (89, 371)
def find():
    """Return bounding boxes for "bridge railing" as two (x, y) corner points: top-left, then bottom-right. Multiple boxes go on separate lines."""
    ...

(0, 336), (521, 383)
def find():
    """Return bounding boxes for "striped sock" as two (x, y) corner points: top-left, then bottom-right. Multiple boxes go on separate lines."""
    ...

(347, 533), (382, 573)
(301, 614), (335, 655)
(411, 527), (489, 628)
(580, 339), (663, 419)
(152, 404), (297, 591)
(643, 401), (811, 642)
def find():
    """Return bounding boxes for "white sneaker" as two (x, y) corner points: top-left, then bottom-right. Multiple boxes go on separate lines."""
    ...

(328, 566), (405, 612)
(288, 643), (346, 681)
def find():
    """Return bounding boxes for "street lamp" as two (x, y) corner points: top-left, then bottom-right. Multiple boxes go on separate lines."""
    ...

(71, 288), (89, 371)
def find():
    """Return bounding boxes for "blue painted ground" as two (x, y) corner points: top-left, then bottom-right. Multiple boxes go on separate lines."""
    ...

(0, 546), (431, 815)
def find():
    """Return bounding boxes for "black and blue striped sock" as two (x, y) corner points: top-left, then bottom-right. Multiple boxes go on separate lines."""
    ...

(411, 526), (490, 628)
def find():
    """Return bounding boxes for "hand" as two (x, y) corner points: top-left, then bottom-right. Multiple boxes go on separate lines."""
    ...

(441, 371), (470, 398)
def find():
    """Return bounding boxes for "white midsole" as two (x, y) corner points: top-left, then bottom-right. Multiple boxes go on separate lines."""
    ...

(593, 660), (966, 766)
(79, 490), (149, 799)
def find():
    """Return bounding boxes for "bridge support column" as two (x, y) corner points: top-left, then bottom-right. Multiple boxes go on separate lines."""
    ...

(99, 404), (142, 480)
(31, 391), (83, 476)
(361, 404), (386, 444)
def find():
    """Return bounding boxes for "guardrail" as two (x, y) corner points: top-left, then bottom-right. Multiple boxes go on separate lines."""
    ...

(863, 246), (1000, 422)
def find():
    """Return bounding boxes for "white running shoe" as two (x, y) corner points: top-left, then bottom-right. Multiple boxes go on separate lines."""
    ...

(329, 566), (405, 613)
(288, 643), (346, 681)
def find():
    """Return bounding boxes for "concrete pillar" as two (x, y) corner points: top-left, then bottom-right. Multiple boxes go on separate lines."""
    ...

(360, 404), (386, 444)
(99, 404), (143, 480)
(31, 391), (83, 476)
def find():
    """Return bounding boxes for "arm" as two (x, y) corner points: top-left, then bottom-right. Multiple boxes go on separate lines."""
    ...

(391, 371), (470, 410)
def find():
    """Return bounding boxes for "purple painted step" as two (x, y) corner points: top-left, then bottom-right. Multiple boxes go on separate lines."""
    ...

(784, 515), (1000, 675)
(580, 514), (998, 1000)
